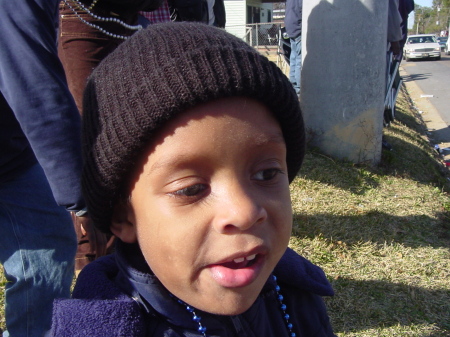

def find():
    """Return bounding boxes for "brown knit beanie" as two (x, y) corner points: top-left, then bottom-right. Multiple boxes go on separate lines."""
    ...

(82, 22), (305, 233)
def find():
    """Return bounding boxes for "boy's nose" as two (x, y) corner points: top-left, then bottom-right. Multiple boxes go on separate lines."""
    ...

(212, 182), (267, 234)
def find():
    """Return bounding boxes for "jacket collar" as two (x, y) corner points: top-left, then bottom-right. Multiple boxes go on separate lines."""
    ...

(114, 240), (333, 332)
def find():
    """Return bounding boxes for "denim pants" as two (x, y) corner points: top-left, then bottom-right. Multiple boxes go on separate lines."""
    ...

(58, 2), (136, 113)
(289, 35), (302, 95)
(0, 163), (77, 337)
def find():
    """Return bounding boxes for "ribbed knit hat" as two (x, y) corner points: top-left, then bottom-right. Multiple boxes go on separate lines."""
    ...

(82, 22), (305, 233)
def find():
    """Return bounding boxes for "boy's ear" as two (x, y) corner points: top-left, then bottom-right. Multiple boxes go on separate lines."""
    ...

(110, 200), (137, 243)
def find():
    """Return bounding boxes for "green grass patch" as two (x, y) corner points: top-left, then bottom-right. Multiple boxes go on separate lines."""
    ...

(0, 273), (6, 332)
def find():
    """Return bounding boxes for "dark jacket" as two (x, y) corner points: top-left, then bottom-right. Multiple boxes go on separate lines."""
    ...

(284, 0), (302, 39)
(79, 0), (164, 17)
(51, 243), (336, 336)
(213, 0), (226, 28)
(168, 0), (225, 27)
(398, 0), (414, 46)
(0, 0), (84, 211)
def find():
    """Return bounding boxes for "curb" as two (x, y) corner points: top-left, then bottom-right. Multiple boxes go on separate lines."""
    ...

(399, 65), (450, 165)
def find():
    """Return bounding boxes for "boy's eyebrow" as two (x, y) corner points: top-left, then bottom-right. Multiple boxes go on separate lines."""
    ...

(148, 132), (286, 174)
(253, 132), (286, 146)
(148, 154), (197, 175)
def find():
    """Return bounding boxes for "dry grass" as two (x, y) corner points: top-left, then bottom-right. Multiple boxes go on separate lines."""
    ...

(289, 85), (450, 336)
(0, 278), (4, 331)
(0, 85), (449, 336)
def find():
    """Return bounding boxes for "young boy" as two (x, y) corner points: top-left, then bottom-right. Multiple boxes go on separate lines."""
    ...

(50, 22), (336, 336)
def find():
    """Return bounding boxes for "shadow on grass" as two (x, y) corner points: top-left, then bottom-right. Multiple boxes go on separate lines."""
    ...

(302, 128), (449, 196)
(302, 84), (450, 195)
(300, 151), (383, 194)
(325, 277), (450, 334)
(292, 211), (450, 249)
(386, 104), (428, 138)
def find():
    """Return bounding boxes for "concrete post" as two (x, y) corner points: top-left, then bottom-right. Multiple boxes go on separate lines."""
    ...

(301, 0), (388, 165)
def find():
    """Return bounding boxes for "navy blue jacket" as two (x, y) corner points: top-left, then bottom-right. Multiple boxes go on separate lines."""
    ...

(51, 243), (336, 336)
(284, 0), (302, 39)
(0, 0), (84, 211)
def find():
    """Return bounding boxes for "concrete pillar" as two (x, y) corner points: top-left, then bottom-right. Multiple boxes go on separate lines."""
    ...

(301, 0), (388, 165)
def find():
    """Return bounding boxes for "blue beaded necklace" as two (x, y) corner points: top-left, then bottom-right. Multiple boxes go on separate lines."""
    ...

(173, 275), (297, 337)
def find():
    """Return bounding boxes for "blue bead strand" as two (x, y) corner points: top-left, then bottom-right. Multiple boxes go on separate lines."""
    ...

(171, 275), (296, 337)
(174, 299), (207, 336)
(272, 275), (297, 337)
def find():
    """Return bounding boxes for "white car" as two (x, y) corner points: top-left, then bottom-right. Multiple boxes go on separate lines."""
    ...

(403, 34), (441, 61)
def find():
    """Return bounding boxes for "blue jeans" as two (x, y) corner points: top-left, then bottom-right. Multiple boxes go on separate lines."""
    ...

(289, 35), (302, 95)
(0, 163), (77, 337)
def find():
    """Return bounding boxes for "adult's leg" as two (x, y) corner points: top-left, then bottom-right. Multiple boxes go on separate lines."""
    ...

(289, 35), (302, 95)
(0, 163), (76, 337)
(58, 3), (132, 271)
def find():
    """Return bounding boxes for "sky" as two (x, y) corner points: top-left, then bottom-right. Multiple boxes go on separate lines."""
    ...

(413, 0), (433, 7)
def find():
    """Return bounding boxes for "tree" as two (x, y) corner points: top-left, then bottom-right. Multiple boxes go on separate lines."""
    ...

(411, 4), (449, 35)
(434, 0), (450, 8)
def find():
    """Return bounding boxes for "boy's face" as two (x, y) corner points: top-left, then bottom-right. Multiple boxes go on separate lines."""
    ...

(112, 97), (293, 315)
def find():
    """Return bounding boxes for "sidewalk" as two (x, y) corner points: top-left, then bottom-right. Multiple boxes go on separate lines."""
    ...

(400, 65), (450, 164)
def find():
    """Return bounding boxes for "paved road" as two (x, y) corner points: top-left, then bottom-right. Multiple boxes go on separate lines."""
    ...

(401, 53), (450, 124)
(400, 53), (450, 148)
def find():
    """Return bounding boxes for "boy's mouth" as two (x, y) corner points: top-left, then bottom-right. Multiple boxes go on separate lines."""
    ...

(208, 253), (263, 288)
(220, 254), (257, 269)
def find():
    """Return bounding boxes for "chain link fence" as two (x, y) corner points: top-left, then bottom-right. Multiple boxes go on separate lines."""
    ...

(244, 22), (282, 47)
(226, 22), (284, 47)
(225, 22), (290, 75)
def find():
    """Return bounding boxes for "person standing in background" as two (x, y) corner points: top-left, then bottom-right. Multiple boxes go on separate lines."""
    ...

(58, 0), (163, 114)
(284, 0), (303, 97)
(140, 0), (171, 24)
(397, 0), (414, 59)
(207, 0), (216, 25)
(58, 0), (163, 270)
(387, 0), (403, 56)
(207, 0), (226, 28)
(0, 0), (81, 335)
(168, 0), (225, 28)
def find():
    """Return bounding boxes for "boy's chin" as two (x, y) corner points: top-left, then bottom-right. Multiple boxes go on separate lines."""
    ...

(185, 286), (263, 316)
(199, 297), (257, 316)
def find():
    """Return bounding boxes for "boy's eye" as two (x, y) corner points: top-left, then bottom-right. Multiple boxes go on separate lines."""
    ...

(253, 168), (283, 181)
(171, 184), (208, 197)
